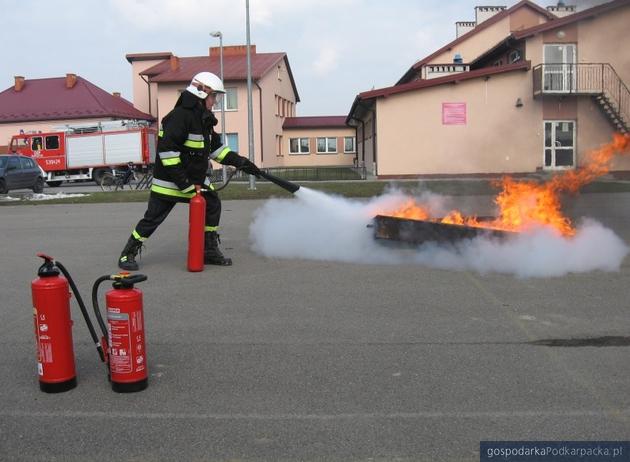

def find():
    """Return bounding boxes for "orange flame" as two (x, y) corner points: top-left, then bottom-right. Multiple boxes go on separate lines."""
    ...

(377, 133), (630, 236)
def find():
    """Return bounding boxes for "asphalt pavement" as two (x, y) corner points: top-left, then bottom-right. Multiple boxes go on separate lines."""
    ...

(1, 192), (629, 461)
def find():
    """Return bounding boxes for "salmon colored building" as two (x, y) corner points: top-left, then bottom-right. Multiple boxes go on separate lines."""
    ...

(280, 116), (356, 167)
(347, 0), (630, 178)
(129, 46), (309, 169)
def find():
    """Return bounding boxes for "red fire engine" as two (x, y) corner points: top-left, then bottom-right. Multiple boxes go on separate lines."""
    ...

(9, 120), (156, 186)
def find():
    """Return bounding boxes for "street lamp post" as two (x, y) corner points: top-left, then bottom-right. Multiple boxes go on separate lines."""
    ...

(245, 0), (256, 190)
(210, 31), (227, 184)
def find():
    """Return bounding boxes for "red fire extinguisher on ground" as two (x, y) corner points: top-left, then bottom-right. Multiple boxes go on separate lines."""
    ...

(188, 190), (206, 272)
(31, 254), (105, 393)
(92, 272), (149, 393)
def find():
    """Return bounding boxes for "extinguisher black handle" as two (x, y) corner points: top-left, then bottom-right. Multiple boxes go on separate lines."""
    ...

(114, 274), (147, 288)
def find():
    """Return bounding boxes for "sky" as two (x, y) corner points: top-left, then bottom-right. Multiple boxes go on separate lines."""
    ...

(0, 0), (600, 117)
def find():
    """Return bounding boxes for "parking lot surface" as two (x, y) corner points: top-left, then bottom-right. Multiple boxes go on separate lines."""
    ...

(1, 194), (629, 461)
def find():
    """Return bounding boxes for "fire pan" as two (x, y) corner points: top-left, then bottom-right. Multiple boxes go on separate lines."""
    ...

(372, 215), (515, 245)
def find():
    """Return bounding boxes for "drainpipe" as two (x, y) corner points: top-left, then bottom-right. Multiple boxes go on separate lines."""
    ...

(371, 109), (377, 177)
(140, 75), (151, 115)
(255, 82), (264, 164)
(360, 119), (366, 165)
(346, 116), (362, 176)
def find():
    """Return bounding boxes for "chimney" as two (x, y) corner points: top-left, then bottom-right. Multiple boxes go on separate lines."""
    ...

(65, 73), (77, 89)
(475, 6), (507, 25)
(14, 76), (25, 92)
(170, 55), (180, 71)
(209, 45), (256, 57)
(456, 21), (476, 38)
(113, 92), (121, 97)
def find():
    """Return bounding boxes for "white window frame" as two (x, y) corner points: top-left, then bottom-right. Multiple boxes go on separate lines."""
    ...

(213, 87), (238, 111)
(543, 120), (576, 170)
(289, 137), (310, 155)
(542, 44), (576, 93)
(316, 137), (337, 154)
(344, 136), (356, 153)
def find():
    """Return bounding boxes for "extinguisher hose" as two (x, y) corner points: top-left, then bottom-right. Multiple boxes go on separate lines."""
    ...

(212, 167), (239, 192)
(91, 276), (112, 342)
(54, 261), (105, 362)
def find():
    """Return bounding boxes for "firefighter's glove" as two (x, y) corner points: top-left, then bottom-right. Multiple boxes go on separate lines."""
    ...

(239, 157), (262, 177)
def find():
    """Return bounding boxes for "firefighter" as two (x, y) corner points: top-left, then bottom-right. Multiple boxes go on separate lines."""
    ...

(117, 71), (261, 271)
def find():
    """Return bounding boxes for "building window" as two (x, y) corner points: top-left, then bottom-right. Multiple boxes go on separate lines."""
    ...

(543, 44), (576, 92)
(317, 137), (337, 154)
(544, 121), (575, 169)
(225, 133), (239, 152)
(45, 136), (60, 150)
(508, 49), (521, 63)
(344, 137), (356, 153)
(213, 87), (238, 111)
(289, 137), (309, 155)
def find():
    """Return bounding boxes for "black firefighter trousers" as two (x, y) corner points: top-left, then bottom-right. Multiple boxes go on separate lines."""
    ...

(131, 190), (222, 242)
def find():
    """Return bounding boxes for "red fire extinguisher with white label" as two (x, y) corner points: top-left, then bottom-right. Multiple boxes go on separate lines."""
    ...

(31, 254), (105, 393)
(188, 190), (206, 272)
(92, 272), (148, 393)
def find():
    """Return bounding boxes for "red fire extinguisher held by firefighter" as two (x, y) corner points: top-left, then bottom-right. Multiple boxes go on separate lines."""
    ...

(188, 188), (206, 272)
(31, 254), (105, 393)
(92, 272), (149, 392)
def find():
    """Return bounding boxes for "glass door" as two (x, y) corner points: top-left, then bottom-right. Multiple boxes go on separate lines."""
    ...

(543, 44), (576, 93)
(544, 121), (576, 169)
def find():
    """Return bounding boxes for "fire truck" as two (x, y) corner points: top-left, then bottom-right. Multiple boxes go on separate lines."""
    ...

(9, 120), (156, 186)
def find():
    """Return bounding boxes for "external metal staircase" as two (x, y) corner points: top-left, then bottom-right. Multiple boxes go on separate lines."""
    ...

(533, 63), (629, 133)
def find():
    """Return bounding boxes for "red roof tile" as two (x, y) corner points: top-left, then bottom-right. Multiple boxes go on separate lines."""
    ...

(283, 116), (348, 129)
(141, 53), (300, 102)
(0, 76), (154, 124)
(397, 0), (555, 85)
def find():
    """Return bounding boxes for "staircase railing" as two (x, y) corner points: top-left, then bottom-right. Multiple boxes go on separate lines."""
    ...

(533, 63), (629, 130)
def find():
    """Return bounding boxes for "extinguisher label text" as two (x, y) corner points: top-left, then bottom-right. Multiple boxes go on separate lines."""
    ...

(107, 310), (133, 374)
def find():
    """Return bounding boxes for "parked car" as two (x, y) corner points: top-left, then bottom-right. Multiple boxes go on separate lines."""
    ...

(0, 154), (45, 194)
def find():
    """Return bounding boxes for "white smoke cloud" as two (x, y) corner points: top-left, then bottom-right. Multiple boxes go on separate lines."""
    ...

(250, 187), (629, 278)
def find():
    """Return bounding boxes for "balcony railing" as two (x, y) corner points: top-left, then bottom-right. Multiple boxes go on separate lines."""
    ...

(533, 63), (629, 132)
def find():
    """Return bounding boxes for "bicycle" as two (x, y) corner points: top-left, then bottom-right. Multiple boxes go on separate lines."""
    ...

(99, 166), (138, 192)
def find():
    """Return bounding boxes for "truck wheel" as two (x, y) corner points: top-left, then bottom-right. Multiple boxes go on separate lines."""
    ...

(46, 181), (62, 187)
(33, 177), (45, 193)
(0, 179), (7, 194)
(93, 168), (111, 185)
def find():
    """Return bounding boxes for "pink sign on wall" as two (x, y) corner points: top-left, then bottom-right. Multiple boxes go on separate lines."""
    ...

(442, 102), (467, 125)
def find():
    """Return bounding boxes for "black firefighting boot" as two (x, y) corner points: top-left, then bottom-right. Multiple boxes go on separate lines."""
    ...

(204, 231), (232, 266)
(118, 236), (143, 271)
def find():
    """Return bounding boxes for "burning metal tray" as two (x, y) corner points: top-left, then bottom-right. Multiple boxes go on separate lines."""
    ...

(371, 215), (514, 245)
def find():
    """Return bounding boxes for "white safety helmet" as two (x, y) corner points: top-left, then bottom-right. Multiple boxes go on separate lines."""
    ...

(186, 72), (226, 99)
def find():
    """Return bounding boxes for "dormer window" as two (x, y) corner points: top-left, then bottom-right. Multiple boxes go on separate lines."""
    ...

(509, 50), (522, 63)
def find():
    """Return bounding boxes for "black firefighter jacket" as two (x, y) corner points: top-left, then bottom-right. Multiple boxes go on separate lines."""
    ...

(151, 90), (241, 201)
